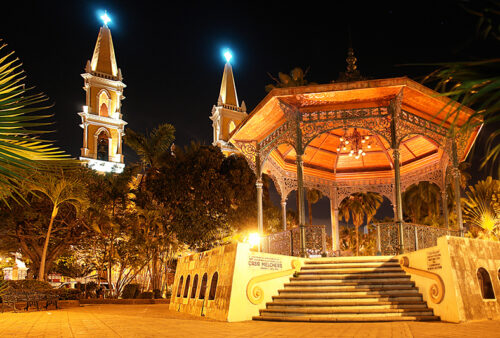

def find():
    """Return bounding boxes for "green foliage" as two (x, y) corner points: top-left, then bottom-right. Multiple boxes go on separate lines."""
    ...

(124, 123), (175, 170)
(403, 182), (441, 224)
(0, 42), (74, 202)
(6, 279), (52, 290)
(138, 291), (153, 299)
(462, 176), (500, 240)
(265, 67), (316, 92)
(422, 4), (500, 172)
(57, 288), (81, 300)
(339, 192), (383, 256)
(121, 283), (141, 299)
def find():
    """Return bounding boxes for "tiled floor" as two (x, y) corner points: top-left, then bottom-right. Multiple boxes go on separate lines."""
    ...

(0, 304), (498, 337)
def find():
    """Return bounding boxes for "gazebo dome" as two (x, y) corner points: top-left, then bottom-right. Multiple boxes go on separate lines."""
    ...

(229, 76), (481, 255)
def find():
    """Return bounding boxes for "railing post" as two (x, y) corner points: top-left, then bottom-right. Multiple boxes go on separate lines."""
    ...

(376, 224), (382, 256)
(414, 225), (419, 251)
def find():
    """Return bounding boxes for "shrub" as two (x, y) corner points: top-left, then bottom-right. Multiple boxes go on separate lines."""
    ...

(7, 280), (52, 291)
(138, 291), (153, 299)
(57, 288), (81, 300)
(122, 283), (140, 299)
(153, 289), (162, 299)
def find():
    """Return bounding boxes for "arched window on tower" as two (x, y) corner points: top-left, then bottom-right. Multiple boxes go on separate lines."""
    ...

(97, 131), (109, 161)
(98, 91), (110, 117)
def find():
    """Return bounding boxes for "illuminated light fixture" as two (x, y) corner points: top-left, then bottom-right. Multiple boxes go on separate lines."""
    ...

(223, 49), (232, 63)
(337, 127), (374, 160)
(248, 233), (260, 248)
(101, 11), (111, 26)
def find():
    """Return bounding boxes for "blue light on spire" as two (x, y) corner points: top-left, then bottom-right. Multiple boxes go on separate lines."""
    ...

(100, 10), (111, 26)
(223, 49), (232, 63)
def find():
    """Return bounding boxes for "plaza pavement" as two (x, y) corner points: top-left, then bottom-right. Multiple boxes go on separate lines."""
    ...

(0, 304), (498, 337)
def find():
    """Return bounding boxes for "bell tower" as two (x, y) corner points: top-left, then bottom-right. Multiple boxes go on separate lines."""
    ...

(210, 51), (247, 155)
(79, 14), (126, 173)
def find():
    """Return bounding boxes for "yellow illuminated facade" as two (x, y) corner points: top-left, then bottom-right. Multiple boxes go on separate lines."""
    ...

(210, 60), (247, 155)
(79, 23), (126, 173)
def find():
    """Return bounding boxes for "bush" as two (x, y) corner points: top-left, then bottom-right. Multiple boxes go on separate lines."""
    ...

(57, 288), (81, 300)
(122, 283), (140, 299)
(138, 291), (153, 299)
(7, 280), (52, 291)
(153, 289), (162, 299)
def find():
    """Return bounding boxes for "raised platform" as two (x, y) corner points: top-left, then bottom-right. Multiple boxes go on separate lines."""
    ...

(169, 237), (500, 323)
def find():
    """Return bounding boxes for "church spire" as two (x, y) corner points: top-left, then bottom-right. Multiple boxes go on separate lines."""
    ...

(219, 61), (239, 107)
(86, 22), (120, 79)
(210, 50), (247, 155)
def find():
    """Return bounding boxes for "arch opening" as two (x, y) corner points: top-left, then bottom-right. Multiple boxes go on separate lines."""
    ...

(183, 275), (191, 298)
(198, 273), (208, 300)
(477, 267), (495, 299)
(191, 274), (199, 299)
(97, 131), (109, 161)
(208, 272), (218, 300)
(176, 276), (184, 297)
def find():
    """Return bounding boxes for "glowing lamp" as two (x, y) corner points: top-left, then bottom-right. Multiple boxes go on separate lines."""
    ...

(248, 233), (260, 248)
(101, 11), (111, 26)
(224, 50), (232, 63)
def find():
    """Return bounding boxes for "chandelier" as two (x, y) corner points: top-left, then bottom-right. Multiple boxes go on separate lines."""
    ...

(336, 128), (372, 159)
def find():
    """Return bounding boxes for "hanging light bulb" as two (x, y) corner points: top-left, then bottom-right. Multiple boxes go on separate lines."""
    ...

(349, 153), (353, 157)
(339, 137), (344, 142)
(362, 152), (366, 156)
(362, 139), (365, 143)
(343, 146), (347, 151)
(336, 147), (340, 152)
(345, 141), (349, 145)
(367, 145), (371, 149)
(355, 155), (359, 159)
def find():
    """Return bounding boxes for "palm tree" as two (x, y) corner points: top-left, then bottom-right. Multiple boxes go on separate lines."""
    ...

(423, 5), (500, 173)
(306, 189), (322, 225)
(124, 124), (175, 173)
(0, 42), (71, 202)
(265, 67), (317, 92)
(462, 176), (500, 240)
(339, 192), (383, 255)
(28, 171), (88, 280)
(403, 182), (441, 224)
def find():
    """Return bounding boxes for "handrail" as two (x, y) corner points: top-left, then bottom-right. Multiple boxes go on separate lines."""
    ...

(399, 256), (445, 304)
(246, 259), (301, 305)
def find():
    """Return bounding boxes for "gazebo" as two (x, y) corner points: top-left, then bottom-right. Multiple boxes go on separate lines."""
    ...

(229, 76), (481, 256)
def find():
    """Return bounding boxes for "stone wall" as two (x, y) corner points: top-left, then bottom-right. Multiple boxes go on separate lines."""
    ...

(399, 236), (500, 322)
(169, 243), (238, 321)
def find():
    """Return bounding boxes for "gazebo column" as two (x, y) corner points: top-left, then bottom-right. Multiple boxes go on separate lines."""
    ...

(256, 178), (264, 234)
(281, 198), (287, 231)
(330, 199), (340, 252)
(451, 140), (464, 235)
(393, 148), (405, 254)
(442, 190), (449, 230)
(296, 153), (307, 257)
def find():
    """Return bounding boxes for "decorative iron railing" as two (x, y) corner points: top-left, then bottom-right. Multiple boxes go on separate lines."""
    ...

(264, 225), (326, 257)
(375, 222), (461, 256)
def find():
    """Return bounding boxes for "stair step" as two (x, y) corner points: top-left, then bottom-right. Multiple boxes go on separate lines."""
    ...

(298, 268), (404, 274)
(280, 285), (415, 293)
(262, 306), (431, 314)
(306, 256), (397, 264)
(269, 297), (423, 306)
(302, 262), (401, 269)
(285, 280), (415, 287)
(291, 275), (411, 282)
(274, 291), (419, 299)
(266, 303), (432, 313)
(253, 314), (440, 322)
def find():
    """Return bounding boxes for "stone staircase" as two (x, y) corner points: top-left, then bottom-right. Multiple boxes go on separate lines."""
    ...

(253, 256), (439, 322)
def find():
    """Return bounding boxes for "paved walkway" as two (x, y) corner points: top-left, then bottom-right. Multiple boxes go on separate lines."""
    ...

(0, 304), (498, 337)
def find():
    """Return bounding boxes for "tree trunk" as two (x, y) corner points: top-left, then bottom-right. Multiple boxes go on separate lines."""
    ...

(38, 206), (58, 281)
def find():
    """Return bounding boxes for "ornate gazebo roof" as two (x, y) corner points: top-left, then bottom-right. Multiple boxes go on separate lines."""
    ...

(229, 76), (481, 205)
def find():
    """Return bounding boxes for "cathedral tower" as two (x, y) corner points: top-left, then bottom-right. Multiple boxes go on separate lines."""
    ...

(79, 18), (126, 173)
(210, 54), (247, 155)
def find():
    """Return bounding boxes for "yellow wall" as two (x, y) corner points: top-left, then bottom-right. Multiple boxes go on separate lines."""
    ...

(399, 236), (500, 322)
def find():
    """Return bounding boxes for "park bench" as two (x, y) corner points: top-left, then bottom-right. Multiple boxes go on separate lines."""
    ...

(1, 288), (59, 313)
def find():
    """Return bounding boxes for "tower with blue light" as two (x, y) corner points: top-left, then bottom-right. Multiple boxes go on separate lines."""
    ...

(78, 11), (127, 173)
(210, 49), (247, 154)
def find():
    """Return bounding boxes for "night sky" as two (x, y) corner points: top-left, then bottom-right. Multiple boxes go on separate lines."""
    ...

(1, 1), (496, 225)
